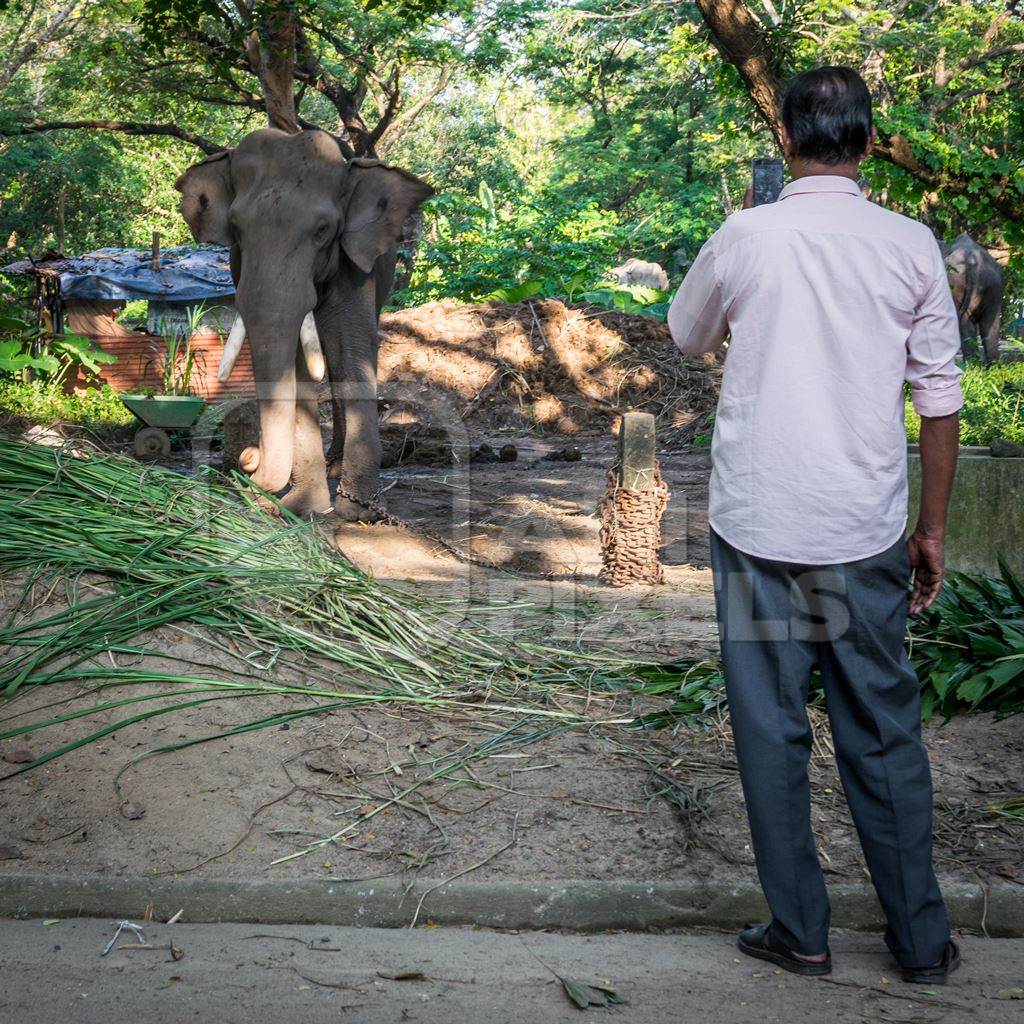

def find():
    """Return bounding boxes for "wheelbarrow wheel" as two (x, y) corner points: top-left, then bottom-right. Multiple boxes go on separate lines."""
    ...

(134, 426), (171, 461)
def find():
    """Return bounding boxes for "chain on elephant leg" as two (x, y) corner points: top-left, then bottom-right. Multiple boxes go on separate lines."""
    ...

(333, 484), (384, 523)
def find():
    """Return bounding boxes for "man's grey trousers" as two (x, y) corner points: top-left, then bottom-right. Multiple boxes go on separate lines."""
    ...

(709, 528), (949, 966)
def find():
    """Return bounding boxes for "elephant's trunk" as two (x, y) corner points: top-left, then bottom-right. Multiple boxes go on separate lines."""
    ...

(233, 286), (314, 495)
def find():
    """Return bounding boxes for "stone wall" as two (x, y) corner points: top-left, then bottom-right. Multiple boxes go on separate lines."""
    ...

(908, 451), (1023, 575)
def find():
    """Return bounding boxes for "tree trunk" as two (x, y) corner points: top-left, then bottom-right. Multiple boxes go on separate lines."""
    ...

(258, 1), (299, 133)
(693, 0), (784, 144)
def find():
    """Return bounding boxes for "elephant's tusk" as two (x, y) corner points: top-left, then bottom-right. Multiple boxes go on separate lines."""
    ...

(300, 312), (326, 382)
(219, 311), (324, 384)
(218, 314), (247, 383)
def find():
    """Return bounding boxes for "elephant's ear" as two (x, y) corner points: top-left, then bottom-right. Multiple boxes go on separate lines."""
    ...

(341, 159), (434, 274)
(174, 151), (234, 245)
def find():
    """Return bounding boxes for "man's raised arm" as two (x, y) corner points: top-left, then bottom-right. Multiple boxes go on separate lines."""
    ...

(667, 234), (729, 356)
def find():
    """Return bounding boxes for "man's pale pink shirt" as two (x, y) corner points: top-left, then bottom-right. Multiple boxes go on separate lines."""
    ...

(668, 175), (963, 564)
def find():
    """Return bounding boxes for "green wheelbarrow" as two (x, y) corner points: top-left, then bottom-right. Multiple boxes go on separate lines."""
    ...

(120, 394), (207, 460)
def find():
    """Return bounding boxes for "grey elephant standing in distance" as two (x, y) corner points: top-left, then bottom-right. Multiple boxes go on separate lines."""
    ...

(175, 129), (434, 519)
(939, 232), (1004, 364)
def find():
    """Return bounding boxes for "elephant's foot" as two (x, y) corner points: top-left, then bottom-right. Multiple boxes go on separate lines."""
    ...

(281, 482), (333, 518)
(333, 493), (383, 523)
(328, 461), (384, 522)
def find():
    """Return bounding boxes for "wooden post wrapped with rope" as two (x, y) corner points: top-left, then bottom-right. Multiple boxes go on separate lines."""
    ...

(599, 412), (670, 586)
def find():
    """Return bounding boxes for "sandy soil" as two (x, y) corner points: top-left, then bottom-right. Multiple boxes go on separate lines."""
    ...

(1, 300), (1020, 890)
(1, 441), (1022, 889)
(1, 653), (1021, 888)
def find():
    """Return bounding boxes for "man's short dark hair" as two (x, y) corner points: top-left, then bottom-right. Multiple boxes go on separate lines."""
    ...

(781, 67), (872, 164)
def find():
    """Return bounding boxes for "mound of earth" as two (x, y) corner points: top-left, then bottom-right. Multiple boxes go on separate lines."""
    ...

(377, 299), (720, 442)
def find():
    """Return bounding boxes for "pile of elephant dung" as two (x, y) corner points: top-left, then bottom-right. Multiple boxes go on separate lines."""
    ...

(377, 299), (719, 441)
(379, 424), (518, 468)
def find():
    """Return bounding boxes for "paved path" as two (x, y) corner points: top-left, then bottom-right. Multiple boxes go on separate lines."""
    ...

(1, 919), (1019, 1023)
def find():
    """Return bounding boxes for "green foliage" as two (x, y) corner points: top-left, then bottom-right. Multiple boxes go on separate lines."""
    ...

(633, 659), (727, 728)
(0, 314), (117, 382)
(0, 379), (133, 430)
(912, 559), (1024, 722)
(2, 0), (1022, 320)
(395, 187), (630, 305)
(147, 303), (206, 395)
(581, 284), (672, 320)
(0, 132), (195, 257)
(906, 361), (1024, 446)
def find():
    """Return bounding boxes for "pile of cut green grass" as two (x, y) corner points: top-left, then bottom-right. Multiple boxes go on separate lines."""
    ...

(0, 437), (695, 860)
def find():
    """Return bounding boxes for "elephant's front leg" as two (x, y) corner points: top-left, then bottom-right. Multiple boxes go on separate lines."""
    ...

(980, 307), (1002, 365)
(320, 273), (382, 522)
(280, 343), (331, 517)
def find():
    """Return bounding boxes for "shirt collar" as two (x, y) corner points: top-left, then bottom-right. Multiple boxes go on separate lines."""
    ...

(778, 175), (863, 201)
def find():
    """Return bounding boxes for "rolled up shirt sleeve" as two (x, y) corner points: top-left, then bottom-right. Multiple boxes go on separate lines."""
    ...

(668, 234), (728, 356)
(906, 238), (964, 417)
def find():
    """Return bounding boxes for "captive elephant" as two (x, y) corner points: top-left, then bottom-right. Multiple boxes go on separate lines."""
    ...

(940, 232), (1005, 364)
(607, 258), (669, 291)
(174, 128), (433, 519)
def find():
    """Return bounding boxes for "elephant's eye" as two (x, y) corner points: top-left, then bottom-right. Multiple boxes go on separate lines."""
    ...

(314, 221), (332, 242)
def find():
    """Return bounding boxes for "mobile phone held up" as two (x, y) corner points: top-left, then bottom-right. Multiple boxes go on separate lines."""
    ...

(752, 158), (785, 206)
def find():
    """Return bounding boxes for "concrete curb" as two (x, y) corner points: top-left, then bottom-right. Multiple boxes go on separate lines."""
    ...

(0, 874), (1020, 935)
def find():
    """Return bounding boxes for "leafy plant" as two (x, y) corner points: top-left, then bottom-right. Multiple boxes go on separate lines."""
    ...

(906, 360), (1024, 447)
(485, 278), (544, 303)
(477, 179), (497, 232)
(911, 557), (1024, 721)
(145, 303), (207, 395)
(0, 314), (117, 383)
(581, 283), (672, 321)
(0, 379), (133, 430)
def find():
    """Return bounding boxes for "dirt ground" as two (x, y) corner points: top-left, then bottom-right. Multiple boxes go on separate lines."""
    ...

(1, 440), (1022, 890)
(1, 299), (1021, 892)
(376, 298), (719, 443)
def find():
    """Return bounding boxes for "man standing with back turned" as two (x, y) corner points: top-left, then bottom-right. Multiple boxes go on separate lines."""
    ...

(668, 67), (963, 984)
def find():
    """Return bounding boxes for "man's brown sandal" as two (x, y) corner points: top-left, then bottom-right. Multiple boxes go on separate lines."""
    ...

(737, 923), (832, 976)
(900, 940), (961, 985)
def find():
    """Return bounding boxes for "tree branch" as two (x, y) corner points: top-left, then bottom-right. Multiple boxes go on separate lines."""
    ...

(379, 64), (450, 147)
(931, 76), (1024, 114)
(693, 0), (784, 144)
(0, 1), (83, 94)
(957, 41), (1024, 75)
(1, 118), (226, 154)
(693, 0), (1024, 224)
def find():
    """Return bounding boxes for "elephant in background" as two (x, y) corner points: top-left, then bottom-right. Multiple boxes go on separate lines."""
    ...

(175, 129), (433, 519)
(607, 258), (670, 291)
(940, 233), (1005, 364)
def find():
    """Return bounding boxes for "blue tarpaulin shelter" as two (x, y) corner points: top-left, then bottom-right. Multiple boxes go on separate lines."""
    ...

(0, 245), (234, 302)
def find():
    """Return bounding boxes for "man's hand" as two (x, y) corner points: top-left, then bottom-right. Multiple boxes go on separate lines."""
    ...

(907, 528), (945, 615)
